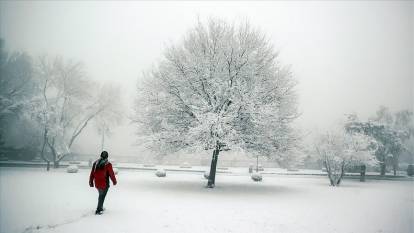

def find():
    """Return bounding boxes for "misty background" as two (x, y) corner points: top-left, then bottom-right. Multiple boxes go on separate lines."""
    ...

(0, 1), (412, 157)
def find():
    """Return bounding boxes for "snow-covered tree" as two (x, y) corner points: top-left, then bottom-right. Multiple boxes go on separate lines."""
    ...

(392, 109), (413, 170)
(31, 56), (114, 168)
(134, 19), (300, 187)
(345, 108), (410, 176)
(315, 130), (377, 186)
(0, 51), (34, 117)
(0, 40), (38, 159)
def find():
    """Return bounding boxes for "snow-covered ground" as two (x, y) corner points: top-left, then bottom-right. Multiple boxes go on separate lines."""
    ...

(1, 167), (413, 233)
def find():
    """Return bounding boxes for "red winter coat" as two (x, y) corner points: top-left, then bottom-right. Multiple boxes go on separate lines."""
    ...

(89, 160), (117, 189)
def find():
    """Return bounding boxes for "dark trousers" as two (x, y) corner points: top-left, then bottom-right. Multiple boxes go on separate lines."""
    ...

(97, 188), (109, 211)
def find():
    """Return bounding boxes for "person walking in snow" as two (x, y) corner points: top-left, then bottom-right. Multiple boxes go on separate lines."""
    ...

(89, 151), (117, 215)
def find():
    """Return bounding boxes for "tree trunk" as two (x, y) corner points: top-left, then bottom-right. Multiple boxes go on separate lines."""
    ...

(46, 138), (64, 169)
(360, 164), (366, 182)
(40, 128), (50, 171)
(393, 156), (398, 176)
(380, 162), (386, 176)
(48, 142), (59, 168)
(207, 148), (219, 188)
(329, 176), (335, 186)
(328, 173), (335, 186)
(336, 164), (345, 186)
(325, 162), (335, 186)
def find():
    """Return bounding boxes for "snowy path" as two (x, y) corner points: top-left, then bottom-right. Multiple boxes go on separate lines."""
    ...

(1, 167), (413, 233)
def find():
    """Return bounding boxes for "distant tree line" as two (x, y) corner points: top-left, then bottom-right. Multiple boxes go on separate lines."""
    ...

(314, 106), (413, 185)
(345, 106), (413, 176)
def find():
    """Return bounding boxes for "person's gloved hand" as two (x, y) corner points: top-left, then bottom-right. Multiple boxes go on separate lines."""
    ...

(89, 182), (94, 187)
(113, 181), (117, 186)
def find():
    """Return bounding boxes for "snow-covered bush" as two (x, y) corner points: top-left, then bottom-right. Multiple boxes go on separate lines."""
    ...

(251, 172), (262, 182)
(155, 169), (166, 177)
(113, 167), (119, 175)
(203, 171), (210, 179)
(314, 130), (377, 186)
(66, 165), (79, 173)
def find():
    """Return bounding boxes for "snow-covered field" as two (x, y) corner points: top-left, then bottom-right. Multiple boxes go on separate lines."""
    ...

(1, 167), (413, 233)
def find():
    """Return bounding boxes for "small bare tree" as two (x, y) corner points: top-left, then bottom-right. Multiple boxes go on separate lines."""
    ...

(134, 19), (300, 187)
(315, 130), (377, 186)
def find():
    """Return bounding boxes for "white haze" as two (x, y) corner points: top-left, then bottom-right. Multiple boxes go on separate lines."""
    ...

(0, 1), (412, 156)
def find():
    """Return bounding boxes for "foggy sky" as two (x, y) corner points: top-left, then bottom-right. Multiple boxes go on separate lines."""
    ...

(0, 1), (412, 156)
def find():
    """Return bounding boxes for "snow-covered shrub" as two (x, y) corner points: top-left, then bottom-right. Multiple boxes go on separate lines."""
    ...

(251, 172), (262, 182)
(203, 171), (209, 179)
(180, 162), (191, 168)
(155, 169), (166, 177)
(314, 130), (377, 186)
(66, 165), (79, 173)
(113, 167), (119, 175)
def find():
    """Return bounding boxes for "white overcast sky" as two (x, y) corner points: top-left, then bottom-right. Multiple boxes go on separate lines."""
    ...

(0, 1), (413, 156)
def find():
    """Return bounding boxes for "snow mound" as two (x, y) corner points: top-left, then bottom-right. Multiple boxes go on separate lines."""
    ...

(155, 169), (166, 177)
(66, 165), (79, 173)
(251, 172), (262, 182)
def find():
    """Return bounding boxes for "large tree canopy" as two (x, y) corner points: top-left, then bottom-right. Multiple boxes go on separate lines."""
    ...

(134, 19), (299, 163)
